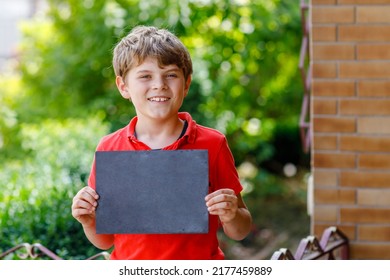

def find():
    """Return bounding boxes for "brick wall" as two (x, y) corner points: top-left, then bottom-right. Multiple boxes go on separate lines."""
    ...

(310, 0), (390, 259)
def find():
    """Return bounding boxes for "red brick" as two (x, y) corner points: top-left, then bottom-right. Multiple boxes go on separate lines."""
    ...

(314, 153), (356, 168)
(350, 243), (390, 260)
(313, 99), (337, 115)
(312, 26), (337, 42)
(358, 117), (390, 134)
(339, 62), (390, 79)
(339, 0), (390, 5)
(340, 99), (390, 115)
(313, 135), (338, 150)
(357, 189), (390, 205)
(359, 154), (390, 169)
(313, 170), (338, 187)
(313, 117), (356, 133)
(313, 44), (355, 60)
(357, 6), (390, 23)
(312, 0), (336, 4)
(341, 207), (390, 223)
(358, 80), (390, 97)
(312, 7), (355, 24)
(340, 171), (390, 187)
(315, 188), (356, 204)
(314, 206), (338, 222)
(341, 135), (390, 152)
(357, 44), (390, 60)
(359, 225), (390, 241)
(312, 80), (355, 97)
(339, 25), (390, 42)
(312, 62), (337, 78)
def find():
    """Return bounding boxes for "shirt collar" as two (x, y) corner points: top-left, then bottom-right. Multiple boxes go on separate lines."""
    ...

(126, 112), (196, 145)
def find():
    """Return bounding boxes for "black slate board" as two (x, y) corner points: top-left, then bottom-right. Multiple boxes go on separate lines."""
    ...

(95, 150), (209, 234)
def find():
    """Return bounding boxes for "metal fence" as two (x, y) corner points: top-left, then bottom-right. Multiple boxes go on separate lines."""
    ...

(0, 243), (110, 260)
(271, 226), (349, 260)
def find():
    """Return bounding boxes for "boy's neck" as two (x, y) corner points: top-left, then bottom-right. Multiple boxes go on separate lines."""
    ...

(134, 117), (185, 149)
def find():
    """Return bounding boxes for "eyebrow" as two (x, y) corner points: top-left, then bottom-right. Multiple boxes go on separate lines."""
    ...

(136, 66), (180, 74)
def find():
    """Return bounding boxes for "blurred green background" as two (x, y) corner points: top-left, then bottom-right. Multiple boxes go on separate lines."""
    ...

(0, 0), (310, 259)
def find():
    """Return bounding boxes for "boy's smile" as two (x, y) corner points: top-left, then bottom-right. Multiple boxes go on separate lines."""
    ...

(148, 97), (170, 102)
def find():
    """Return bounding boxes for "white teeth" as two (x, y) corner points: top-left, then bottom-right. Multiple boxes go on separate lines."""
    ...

(148, 97), (169, 102)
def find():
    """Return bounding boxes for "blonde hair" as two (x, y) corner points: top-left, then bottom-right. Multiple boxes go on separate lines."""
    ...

(112, 26), (193, 80)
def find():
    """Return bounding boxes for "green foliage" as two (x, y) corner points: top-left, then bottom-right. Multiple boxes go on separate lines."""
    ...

(0, 117), (109, 259)
(0, 0), (307, 258)
(0, 75), (22, 160)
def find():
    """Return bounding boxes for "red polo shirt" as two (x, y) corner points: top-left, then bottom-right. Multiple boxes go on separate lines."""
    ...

(88, 112), (243, 259)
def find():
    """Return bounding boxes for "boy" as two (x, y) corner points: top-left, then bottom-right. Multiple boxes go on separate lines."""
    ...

(71, 26), (252, 260)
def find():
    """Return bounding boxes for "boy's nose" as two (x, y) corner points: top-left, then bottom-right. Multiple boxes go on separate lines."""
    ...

(152, 77), (167, 90)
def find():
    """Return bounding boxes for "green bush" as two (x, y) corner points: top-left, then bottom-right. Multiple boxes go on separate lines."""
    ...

(0, 117), (109, 259)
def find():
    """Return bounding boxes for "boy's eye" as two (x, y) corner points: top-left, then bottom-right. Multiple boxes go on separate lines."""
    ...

(139, 75), (151, 79)
(167, 73), (178, 78)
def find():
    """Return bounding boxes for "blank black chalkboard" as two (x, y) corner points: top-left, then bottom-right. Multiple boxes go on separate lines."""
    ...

(95, 150), (209, 234)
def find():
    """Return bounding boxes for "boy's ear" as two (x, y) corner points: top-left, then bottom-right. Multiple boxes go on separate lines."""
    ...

(116, 76), (131, 100)
(184, 75), (192, 97)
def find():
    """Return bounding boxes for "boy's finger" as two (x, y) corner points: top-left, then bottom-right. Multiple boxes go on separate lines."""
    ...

(77, 187), (99, 205)
(83, 186), (99, 199)
(207, 201), (233, 211)
(205, 188), (234, 201)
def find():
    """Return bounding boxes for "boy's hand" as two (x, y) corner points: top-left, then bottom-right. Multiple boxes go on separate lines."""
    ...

(205, 189), (238, 224)
(71, 186), (99, 228)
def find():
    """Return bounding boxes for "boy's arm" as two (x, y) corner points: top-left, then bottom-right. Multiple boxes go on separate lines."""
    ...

(82, 224), (114, 250)
(221, 194), (252, 241)
(205, 189), (252, 241)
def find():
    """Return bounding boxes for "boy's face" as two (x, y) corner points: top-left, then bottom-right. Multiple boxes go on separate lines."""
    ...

(116, 57), (191, 122)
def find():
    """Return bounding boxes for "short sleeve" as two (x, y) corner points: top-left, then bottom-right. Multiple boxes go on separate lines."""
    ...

(211, 136), (243, 195)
